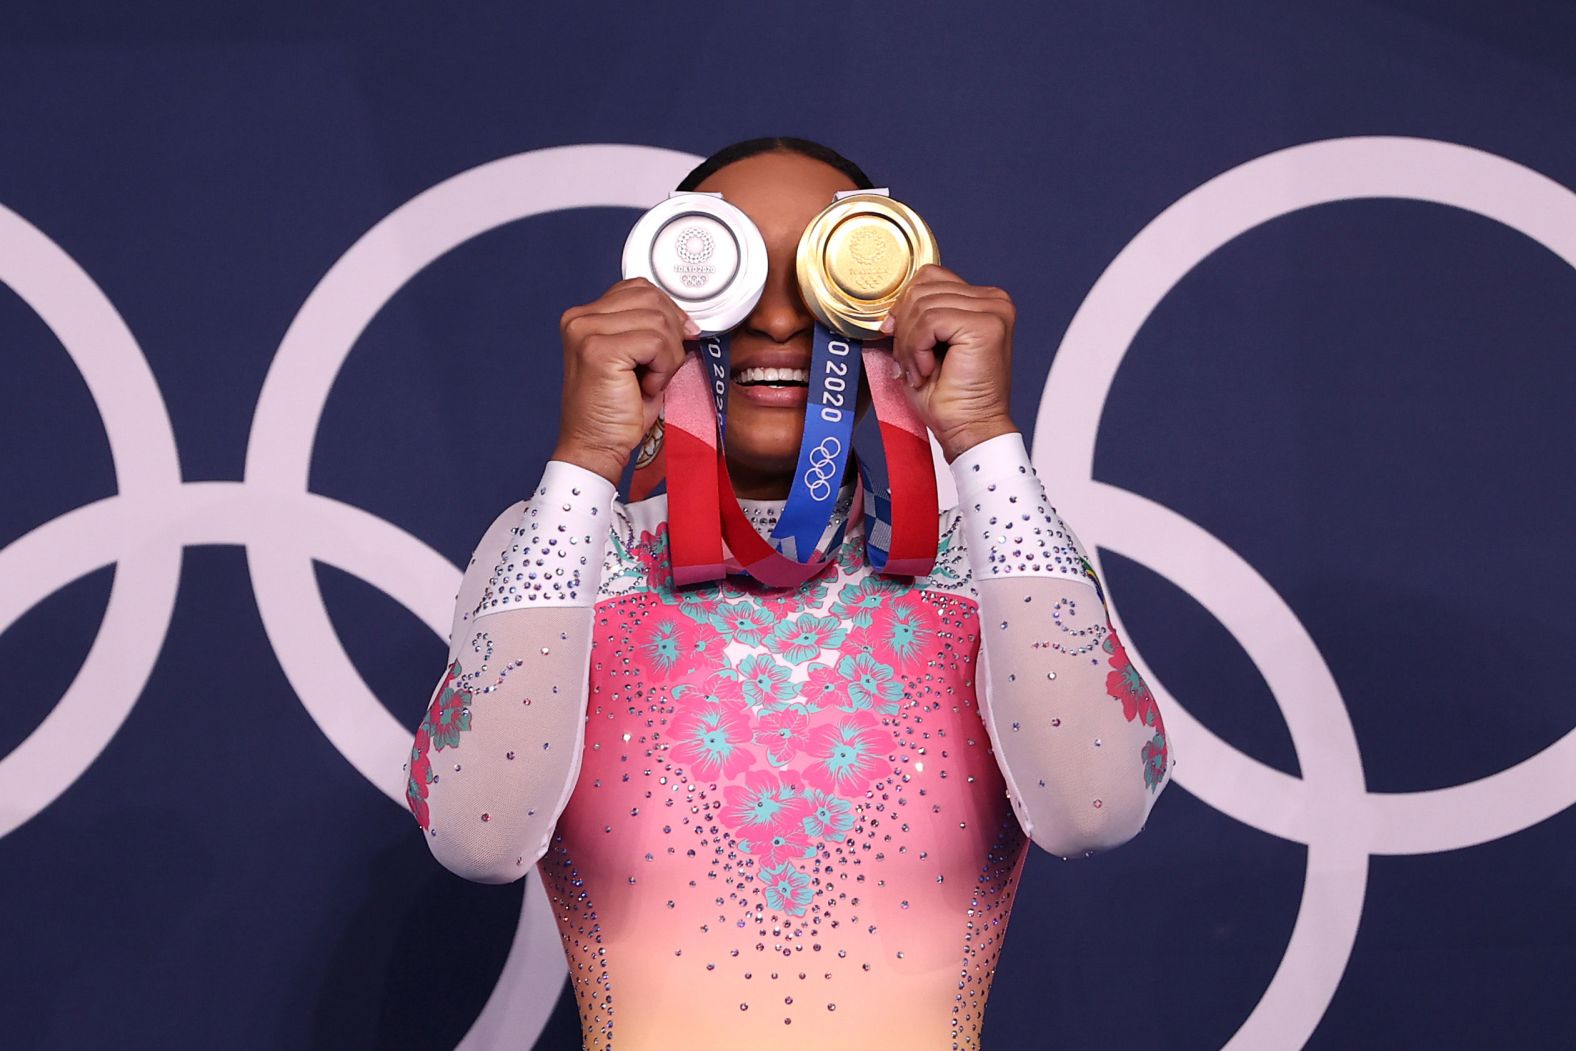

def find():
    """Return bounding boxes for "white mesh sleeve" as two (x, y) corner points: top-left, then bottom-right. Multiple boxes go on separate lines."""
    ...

(404, 460), (613, 884)
(951, 432), (1176, 859)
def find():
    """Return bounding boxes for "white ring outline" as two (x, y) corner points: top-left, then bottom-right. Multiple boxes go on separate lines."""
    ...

(1034, 135), (1576, 1049)
(244, 144), (703, 1049)
(0, 204), (183, 841)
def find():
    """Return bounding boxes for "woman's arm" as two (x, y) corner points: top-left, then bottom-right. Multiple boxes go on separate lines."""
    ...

(405, 461), (614, 884)
(951, 431), (1175, 858)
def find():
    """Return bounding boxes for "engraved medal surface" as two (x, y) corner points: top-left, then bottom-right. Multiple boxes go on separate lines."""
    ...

(796, 192), (939, 339)
(622, 192), (767, 335)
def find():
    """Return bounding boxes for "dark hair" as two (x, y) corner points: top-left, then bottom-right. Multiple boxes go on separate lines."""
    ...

(675, 136), (875, 192)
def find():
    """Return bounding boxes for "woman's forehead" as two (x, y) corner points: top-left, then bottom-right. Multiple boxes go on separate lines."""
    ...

(694, 151), (858, 240)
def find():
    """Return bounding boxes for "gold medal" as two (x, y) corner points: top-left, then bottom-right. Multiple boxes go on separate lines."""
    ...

(795, 191), (939, 339)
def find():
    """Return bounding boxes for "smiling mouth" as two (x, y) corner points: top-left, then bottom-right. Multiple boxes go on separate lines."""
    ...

(735, 366), (809, 388)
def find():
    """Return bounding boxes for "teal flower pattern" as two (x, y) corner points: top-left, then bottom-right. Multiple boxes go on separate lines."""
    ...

(801, 788), (856, 841)
(425, 661), (473, 749)
(765, 613), (848, 664)
(709, 601), (777, 646)
(757, 860), (815, 916)
(835, 533), (866, 573)
(679, 579), (739, 623)
(736, 653), (800, 707)
(830, 575), (901, 629)
(745, 575), (831, 621)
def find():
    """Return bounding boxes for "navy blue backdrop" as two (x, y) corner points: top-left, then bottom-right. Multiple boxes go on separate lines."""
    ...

(3, 2), (1575, 1048)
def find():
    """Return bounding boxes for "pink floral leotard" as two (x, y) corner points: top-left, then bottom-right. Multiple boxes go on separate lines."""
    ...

(405, 432), (1175, 1051)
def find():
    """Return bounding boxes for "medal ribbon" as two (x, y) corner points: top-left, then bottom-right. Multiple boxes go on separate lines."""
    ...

(663, 324), (937, 586)
(770, 323), (862, 561)
(852, 343), (939, 576)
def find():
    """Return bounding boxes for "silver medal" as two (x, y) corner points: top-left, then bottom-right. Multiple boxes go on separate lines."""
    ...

(622, 191), (767, 336)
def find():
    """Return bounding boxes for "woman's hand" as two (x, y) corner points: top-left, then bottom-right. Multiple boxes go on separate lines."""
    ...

(552, 277), (698, 485)
(882, 263), (1019, 461)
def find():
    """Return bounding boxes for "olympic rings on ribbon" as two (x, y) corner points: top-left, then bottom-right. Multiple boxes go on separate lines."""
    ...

(801, 436), (843, 502)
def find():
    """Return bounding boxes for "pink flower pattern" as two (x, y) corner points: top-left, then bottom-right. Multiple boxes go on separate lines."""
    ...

(753, 707), (810, 767)
(1103, 627), (1170, 791)
(632, 522), (673, 593)
(802, 710), (890, 795)
(638, 610), (701, 681)
(722, 768), (809, 829)
(800, 662), (848, 711)
(669, 700), (755, 780)
(407, 658), (469, 829)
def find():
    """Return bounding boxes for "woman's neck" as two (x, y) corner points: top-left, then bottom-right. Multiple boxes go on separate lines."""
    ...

(726, 460), (792, 501)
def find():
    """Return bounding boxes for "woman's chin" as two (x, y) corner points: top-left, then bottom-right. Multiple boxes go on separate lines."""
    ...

(722, 395), (817, 488)
(726, 400), (803, 442)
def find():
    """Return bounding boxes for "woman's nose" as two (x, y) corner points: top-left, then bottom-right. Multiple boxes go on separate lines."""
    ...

(745, 266), (815, 344)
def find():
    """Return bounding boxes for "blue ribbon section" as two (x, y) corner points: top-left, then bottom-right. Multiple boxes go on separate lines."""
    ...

(770, 322), (861, 560)
(857, 464), (893, 570)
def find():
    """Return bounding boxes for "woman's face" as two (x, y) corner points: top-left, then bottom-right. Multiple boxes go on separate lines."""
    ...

(693, 151), (860, 500)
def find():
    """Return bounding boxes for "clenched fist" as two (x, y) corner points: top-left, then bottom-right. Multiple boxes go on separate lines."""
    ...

(880, 263), (1019, 461)
(552, 277), (699, 485)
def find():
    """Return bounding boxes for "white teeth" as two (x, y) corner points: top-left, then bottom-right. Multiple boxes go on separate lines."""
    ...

(737, 366), (809, 384)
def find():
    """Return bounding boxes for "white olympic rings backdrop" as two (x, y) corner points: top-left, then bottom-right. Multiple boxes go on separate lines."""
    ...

(3, 137), (1575, 1049)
